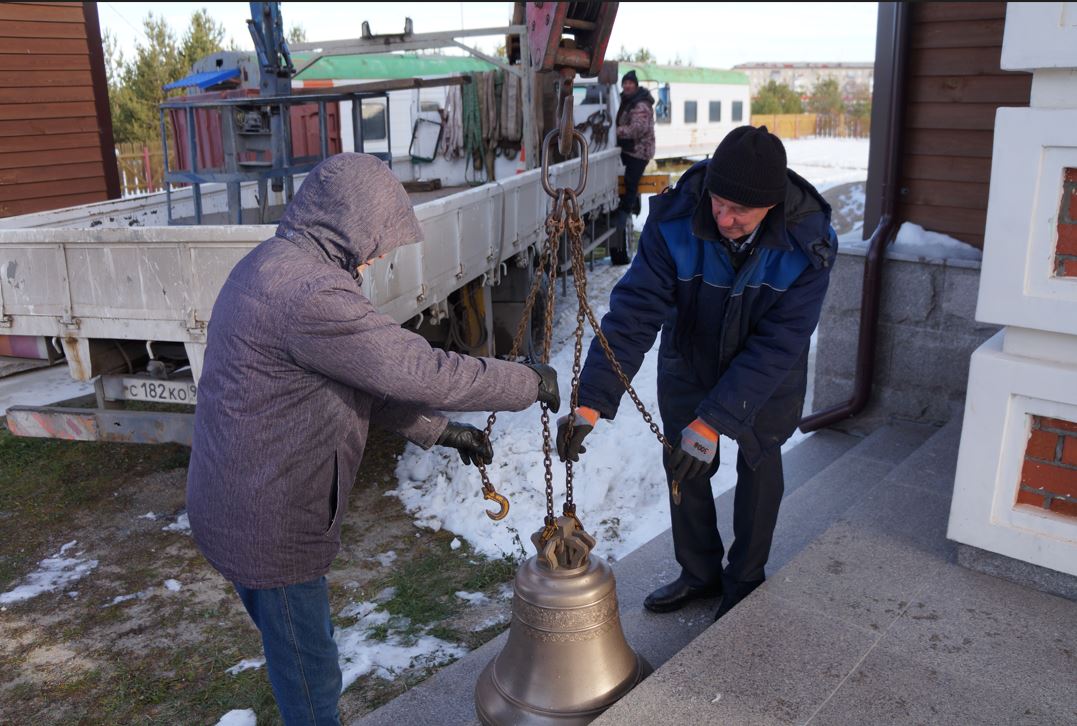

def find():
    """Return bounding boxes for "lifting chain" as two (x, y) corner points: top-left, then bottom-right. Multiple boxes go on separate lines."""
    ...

(474, 105), (673, 530)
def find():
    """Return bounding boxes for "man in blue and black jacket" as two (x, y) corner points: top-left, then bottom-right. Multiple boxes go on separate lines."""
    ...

(557, 125), (837, 620)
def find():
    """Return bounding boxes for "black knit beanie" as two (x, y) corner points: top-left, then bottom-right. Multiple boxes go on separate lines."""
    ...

(705, 125), (787, 207)
(622, 70), (638, 84)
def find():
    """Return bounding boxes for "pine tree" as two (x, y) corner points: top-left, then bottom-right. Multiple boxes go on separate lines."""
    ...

(752, 81), (803, 115)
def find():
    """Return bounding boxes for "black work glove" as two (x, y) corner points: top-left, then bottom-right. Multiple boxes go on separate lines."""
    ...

(436, 422), (493, 466)
(556, 406), (599, 462)
(526, 363), (561, 413)
(668, 418), (719, 482)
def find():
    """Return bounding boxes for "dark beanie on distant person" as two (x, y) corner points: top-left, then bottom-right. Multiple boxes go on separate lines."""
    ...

(705, 125), (787, 208)
(622, 70), (638, 84)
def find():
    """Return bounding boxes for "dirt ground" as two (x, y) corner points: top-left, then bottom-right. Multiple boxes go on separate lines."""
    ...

(0, 423), (517, 725)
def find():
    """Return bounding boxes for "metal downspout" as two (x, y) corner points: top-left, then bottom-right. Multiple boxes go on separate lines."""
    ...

(799, 1), (910, 433)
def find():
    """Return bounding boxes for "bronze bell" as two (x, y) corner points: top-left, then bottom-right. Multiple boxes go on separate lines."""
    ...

(475, 516), (652, 725)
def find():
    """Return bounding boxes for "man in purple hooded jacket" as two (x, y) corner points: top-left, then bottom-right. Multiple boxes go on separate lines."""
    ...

(187, 153), (558, 725)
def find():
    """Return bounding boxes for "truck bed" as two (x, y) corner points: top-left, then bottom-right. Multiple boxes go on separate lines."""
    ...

(0, 150), (619, 383)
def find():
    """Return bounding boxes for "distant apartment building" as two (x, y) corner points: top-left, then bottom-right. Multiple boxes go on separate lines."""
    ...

(732, 62), (874, 96)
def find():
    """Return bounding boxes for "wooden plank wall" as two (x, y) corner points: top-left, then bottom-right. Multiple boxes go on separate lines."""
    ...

(0, 2), (120, 218)
(899, 2), (1031, 248)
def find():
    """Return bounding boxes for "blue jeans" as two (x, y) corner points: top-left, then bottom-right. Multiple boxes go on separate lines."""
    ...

(234, 576), (342, 726)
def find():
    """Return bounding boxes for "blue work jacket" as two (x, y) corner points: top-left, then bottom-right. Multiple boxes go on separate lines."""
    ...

(578, 161), (838, 467)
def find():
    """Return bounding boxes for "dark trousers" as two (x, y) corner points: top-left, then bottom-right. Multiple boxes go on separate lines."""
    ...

(658, 377), (785, 602)
(234, 576), (342, 726)
(619, 152), (649, 216)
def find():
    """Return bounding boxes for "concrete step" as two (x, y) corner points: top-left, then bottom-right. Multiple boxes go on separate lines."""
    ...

(354, 427), (894, 726)
(593, 418), (1077, 726)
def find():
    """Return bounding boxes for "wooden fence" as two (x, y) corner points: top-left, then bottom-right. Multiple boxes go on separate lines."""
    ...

(750, 113), (871, 140)
(115, 142), (175, 197)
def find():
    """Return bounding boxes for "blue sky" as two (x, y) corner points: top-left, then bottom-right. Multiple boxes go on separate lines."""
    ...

(99, 2), (877, 69)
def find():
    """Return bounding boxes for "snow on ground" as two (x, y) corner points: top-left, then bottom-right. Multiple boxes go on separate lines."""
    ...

(225, 597), (467, 692)
(0, 541), (98, 606)
(455, 591), (490, 605)
(784, 137), (871, 193)
(0, 363), (92, 414)
(162, 512), (190, 534)
(215, 709), (257, 726)
(163, 579), (182, 592)
(373, 550), (397, 567)
(104, 591), (147, 608)
(333, 602), (467, 691)
(225, 658), (266, 676)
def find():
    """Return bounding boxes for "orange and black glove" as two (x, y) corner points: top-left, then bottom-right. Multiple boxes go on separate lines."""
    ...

(556, 406), (600, 462)
(669, 418), (719, 482)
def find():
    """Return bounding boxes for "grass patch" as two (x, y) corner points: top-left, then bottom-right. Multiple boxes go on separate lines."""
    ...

(0, 425), (188, 591)
(373, 539), (517, 631)
(3, 622), (281, 725)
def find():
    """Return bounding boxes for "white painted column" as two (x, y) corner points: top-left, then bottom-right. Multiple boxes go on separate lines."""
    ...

(947, 2), (1077, 575)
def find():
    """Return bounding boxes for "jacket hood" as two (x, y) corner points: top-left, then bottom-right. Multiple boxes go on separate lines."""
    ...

(275, 153), (423, 275)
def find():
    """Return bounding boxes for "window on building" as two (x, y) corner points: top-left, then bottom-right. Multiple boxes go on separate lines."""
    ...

(655, 83), (672, 124)
(684, 100), (697, 124)
(360, 102), (387, 140)
(709, 101), (721, 123)
(732, 101), (743, 122)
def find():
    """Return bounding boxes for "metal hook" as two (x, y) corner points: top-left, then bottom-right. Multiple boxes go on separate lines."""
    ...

(483, 488), (510, 521)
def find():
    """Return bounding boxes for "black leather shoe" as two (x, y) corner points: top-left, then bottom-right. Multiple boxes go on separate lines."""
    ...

(713, 578), (764, 621)
(643, 576), (723, 613)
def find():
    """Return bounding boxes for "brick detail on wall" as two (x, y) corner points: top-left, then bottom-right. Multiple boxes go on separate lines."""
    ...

(1016, 415), (1077, 517)
(1058, 168), (1077, 278)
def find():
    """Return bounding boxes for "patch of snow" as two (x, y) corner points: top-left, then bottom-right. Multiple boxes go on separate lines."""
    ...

(215, 709), (257, 726)
(841, 222), (983, 263)
(892, 222), (982, 262)
(67, 591), (79, 599)
(163, 579), (182, 592)
(0, 540), (98, 605)
(226, 658), (266, 675)
(454, 591), (489, 605)
(104, 591), (147, 607)
(138, 512), (158, 520)
(469, 612), (510, 632)
(450, 537), (462, 551)
(373, 587), (396, 603)
(162, 512), (190, 534)
(373, 551), (397, 567)
(784, 138), (870, 193)
(334, 601), (466, 691)
(339, 600), (379, 620)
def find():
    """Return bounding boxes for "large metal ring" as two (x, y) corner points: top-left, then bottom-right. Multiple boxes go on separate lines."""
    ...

(540, 129), (589, 199)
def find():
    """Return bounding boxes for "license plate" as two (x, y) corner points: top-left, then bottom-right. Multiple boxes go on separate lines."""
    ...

(122, 378), (198, 405)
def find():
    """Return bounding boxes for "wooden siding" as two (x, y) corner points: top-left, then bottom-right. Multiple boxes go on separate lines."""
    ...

(897, 2), (1031, 248)
(0, 2), (119, 218)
